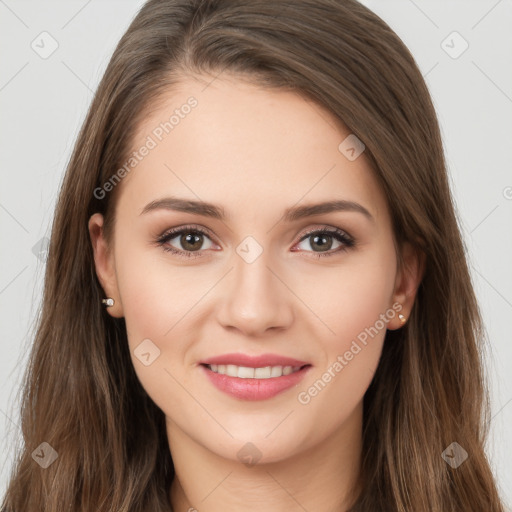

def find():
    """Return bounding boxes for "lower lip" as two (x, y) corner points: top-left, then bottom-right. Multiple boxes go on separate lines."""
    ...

(200, 364), (312, 401)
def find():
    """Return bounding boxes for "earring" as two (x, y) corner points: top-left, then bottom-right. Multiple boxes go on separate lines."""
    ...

(102, 297), (115, 307)
(398, 313), (406, 325)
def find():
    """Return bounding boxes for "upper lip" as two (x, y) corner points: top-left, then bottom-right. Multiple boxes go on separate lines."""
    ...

(200, 353), (310, 368)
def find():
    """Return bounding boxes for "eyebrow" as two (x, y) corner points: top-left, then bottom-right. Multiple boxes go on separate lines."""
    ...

(139, 196), (374, 223)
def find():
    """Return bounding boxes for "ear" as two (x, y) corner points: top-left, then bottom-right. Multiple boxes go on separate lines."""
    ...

(88, 213), (124, 318)
(387, 241), (425, 330)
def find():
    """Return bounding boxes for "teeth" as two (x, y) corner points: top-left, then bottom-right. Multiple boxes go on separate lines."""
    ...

(207, 364), (302, 379)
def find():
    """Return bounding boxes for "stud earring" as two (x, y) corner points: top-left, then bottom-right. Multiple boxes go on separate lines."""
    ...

(398, 313), (406, 325)
(102, 297), (115, 307)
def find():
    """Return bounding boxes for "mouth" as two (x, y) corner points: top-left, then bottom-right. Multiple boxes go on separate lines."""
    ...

(201, 363), (310, 379)
(199, 362), (313, 401)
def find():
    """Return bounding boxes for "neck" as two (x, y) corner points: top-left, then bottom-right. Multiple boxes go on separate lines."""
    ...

(167, 403), (363, 512)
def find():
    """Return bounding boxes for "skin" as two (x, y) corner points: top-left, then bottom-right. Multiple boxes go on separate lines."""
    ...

(89, 73), (423, 512)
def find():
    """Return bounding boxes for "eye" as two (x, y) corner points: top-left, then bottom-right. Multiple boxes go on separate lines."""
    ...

(156, 225), (217, 259)
(155, 224), (355, 259)
(292, 227), (355, 258)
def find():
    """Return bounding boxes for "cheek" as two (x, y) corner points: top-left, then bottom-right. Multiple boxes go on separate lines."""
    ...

(115, 239), (206, 341)
(307, 251), (396, 350)
(296, 247), (397, 401)
(114, 247), (206, 416)
(113, 240), (202, 390)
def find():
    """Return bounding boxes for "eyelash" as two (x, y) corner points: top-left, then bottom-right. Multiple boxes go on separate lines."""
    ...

(155, 224), (355, 260)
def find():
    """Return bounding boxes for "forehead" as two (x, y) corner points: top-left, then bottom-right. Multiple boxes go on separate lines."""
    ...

(116, 74), (388, 225)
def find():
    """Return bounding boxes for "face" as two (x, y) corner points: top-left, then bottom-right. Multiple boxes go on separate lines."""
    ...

(89, 73), (417, 465)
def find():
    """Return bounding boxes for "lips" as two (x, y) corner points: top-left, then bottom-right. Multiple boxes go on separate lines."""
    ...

(199, 352), (312, 400)
(200, 353), (310, 368)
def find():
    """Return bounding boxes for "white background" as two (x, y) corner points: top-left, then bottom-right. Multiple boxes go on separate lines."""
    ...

(1, 0), (511, 508)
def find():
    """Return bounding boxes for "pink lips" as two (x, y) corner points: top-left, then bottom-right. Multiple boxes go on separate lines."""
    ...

(200, 352), (309, 368)
(199, 352), (312, 401)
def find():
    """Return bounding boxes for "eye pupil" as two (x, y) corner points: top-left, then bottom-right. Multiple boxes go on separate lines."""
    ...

(311, 234), (333, 251)
(181, 232), (203, 251)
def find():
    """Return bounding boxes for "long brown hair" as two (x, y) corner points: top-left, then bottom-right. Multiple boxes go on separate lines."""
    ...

(2, 0), (505, 510)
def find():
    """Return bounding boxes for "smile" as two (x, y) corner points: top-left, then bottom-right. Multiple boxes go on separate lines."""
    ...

(205, 364), (304, 379)
(200, 363), (312, 401)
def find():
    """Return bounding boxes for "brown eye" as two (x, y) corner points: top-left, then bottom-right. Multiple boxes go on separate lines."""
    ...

(178, 232), (205, 251)
(156, 226), (216, 258)
(294, 228), (355, 257)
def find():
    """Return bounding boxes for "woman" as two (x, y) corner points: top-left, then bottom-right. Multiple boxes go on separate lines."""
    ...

(1, 0), (506, 510)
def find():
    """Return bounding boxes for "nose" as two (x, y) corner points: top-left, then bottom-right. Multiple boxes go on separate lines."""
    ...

(216, 249), (294, 337)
